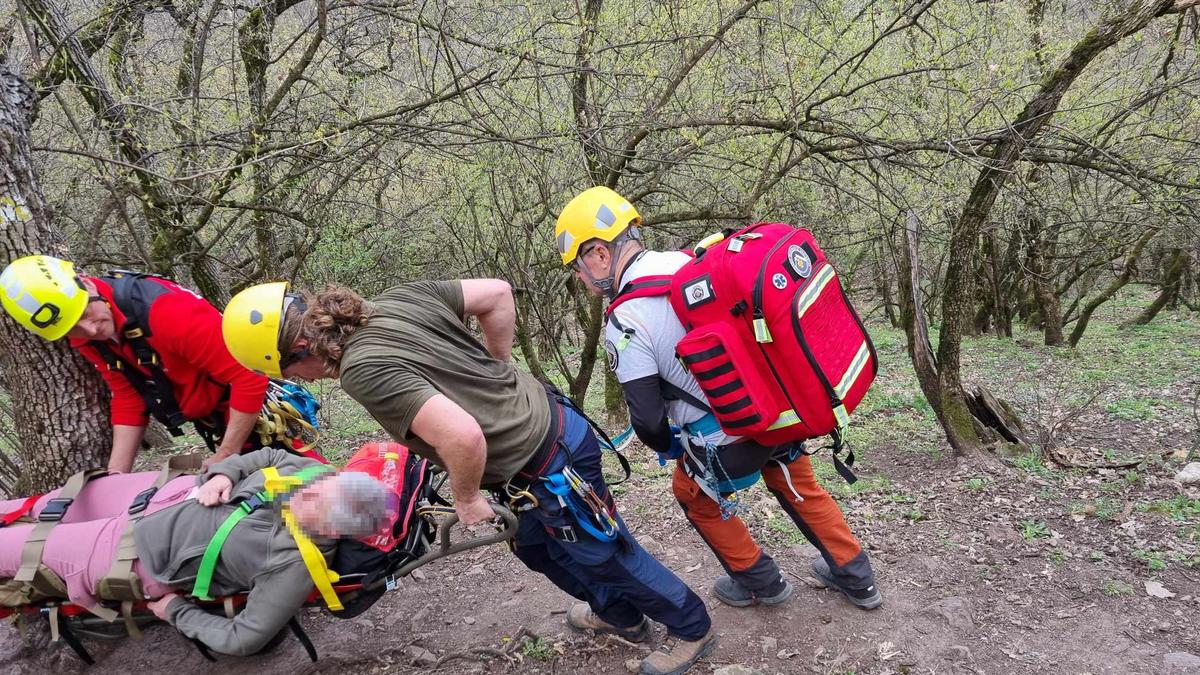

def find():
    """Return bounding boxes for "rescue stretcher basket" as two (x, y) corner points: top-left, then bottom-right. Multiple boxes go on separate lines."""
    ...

(0, 485), (518, 665)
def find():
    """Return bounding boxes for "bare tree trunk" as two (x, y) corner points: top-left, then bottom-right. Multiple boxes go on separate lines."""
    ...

(604, 368), (626, 428)
(1024, 202), (1064, 345)
(1068, 227), (1159, 346)
(1122, 247), (1188, 327)
(873, 237), (900, 328)
(935, 0), (1179, 455)
(896, 214), (942, 413)
(0, 68), (110, 492)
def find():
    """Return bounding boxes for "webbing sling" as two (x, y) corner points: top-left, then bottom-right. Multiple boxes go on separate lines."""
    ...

(14, 468), (116, 621)
(192, 492), (268, 601)
(192, 465), (342, 610)
(98, 454), (205, 613)
(0, 494), (41, 527)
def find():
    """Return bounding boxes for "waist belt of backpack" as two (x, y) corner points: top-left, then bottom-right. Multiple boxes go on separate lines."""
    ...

(13, 468), (115, 620)
(192, 465), (343, 611)
(98, 453), (204, 636)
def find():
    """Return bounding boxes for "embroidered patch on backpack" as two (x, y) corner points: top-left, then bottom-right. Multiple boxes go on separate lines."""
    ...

(682, 275), (715, 309)
(772, 273), (788, 290)
(786, 245), (812, 280)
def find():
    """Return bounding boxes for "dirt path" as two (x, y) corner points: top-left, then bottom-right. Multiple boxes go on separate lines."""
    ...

(2, 442), (1197, 675)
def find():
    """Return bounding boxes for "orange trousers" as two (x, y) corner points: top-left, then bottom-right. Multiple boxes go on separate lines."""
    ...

(672, 450), (875, 592)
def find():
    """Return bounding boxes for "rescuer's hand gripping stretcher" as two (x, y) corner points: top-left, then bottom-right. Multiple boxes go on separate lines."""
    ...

(0, 442), (516, 664)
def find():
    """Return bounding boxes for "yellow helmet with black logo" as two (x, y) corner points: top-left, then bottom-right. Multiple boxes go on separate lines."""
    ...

(0, 255), (88, 341)
(554, 187), (641, 265)
(222, 282), (289, 377)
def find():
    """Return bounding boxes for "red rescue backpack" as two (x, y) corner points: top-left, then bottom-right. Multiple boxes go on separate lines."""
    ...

(608, 223), (877, 474)
(343, 441), (429, 551)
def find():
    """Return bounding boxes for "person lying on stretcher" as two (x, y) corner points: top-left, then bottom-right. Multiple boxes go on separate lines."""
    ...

(0, 447), (390, 655)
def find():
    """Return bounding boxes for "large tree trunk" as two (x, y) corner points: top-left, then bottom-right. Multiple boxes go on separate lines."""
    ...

(1122, 247), (1188, 327)
(0, 69), (110, 493)
(933, 0), (1181, 455)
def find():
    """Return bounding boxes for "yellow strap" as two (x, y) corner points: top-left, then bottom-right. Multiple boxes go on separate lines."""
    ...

(260, 467), (342, 611)
(282, 510), (342, 611)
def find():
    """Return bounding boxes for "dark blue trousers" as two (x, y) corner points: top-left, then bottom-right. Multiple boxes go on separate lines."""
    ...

(510, 404), (711, 641)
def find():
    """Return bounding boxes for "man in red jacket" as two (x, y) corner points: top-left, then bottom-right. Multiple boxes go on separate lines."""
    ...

(0, 255), (268, 472)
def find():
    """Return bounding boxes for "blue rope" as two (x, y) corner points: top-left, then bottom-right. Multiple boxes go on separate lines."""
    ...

(702, 441), (746, 520)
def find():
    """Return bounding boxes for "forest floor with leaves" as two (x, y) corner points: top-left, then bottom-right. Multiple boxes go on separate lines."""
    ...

(1, 286), (1198, 675)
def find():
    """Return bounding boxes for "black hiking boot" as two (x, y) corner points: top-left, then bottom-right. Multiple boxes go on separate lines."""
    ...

(810, 556), (882, 610)
(712, 575), (794, 608)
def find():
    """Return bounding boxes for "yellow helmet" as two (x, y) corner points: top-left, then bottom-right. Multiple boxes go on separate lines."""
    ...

(554, 186), (641, 265)
(0, 255), (89, 341)
(222, 281), (290, 377)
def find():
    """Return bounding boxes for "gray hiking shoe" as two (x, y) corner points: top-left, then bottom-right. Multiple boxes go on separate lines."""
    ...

(566, 603), (651, 642)
(712, 575), (794, 608)
(639, 629), (717, 675)
(810, 556), (882, 610)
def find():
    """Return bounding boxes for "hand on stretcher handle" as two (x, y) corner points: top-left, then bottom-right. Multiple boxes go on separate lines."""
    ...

(390, 503), (517, 579)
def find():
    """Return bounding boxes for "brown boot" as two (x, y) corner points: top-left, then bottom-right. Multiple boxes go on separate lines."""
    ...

(639, 630), (717, 675)
(566, 603), (651, 642)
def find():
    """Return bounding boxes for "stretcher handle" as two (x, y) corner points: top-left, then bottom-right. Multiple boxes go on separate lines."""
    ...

(390, 504), (517, 579)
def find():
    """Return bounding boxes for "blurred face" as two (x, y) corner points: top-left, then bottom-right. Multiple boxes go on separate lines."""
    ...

(66, 281), (116, 341)
(288, 480), (340, 537)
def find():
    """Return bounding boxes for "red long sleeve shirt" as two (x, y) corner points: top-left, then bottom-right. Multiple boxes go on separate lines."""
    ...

(69, 276), (269, 427)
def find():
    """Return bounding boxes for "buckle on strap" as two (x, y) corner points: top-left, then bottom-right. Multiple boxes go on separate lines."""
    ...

(128, 487), (158, 515)
(547, 524), (577, 543)
(239, 494), (268, 513)
(39, 498), (73, 522)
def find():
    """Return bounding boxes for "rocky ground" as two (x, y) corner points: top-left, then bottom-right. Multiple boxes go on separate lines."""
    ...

(1, 289), (1197, 674)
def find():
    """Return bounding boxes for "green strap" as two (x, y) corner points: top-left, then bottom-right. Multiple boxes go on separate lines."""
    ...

(190, 463), (331, 601)
(192, 492), (270, 600)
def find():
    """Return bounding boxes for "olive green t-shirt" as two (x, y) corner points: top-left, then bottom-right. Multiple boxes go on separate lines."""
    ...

(337, 281), (549, 484)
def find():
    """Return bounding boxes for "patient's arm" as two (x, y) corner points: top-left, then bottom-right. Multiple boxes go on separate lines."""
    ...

(164, 559), (314, 655)
(199, 446), (317, 488)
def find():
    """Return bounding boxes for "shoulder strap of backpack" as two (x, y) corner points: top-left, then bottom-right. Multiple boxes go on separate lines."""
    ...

(605, 275), (673, 316)
(659, 378), (712, 414)
(93, 273), (188, 433)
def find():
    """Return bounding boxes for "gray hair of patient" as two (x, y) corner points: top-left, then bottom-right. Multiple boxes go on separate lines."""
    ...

(291, 472), (390, 538)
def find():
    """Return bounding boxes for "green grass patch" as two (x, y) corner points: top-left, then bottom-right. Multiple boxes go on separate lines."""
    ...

(519, 636), (557, 661)
(1104, 398), (1158, 421)
(1134, 549), (1168, 571)
(1012, 452), (1057, 480)
(1102, 579), (1134, 597)
(1140, 495), (1200, 521)
(1020, 519), (1049, 540)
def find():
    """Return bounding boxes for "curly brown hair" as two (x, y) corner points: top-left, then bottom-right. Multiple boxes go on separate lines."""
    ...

(280, 284), (373, 372)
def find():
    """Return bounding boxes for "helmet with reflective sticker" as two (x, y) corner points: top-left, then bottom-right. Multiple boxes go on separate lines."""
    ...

(0, 255), (88, 341)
